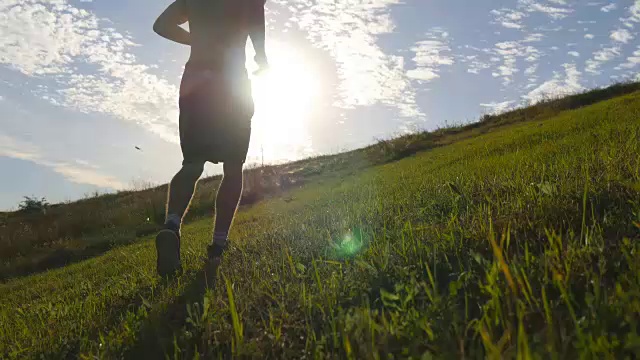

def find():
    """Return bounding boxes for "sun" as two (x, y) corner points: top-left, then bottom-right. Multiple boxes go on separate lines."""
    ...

(247, 41), (319, 163)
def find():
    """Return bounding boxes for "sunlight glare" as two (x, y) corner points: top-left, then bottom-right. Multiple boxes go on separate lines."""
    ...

(248, 41), (319, 163)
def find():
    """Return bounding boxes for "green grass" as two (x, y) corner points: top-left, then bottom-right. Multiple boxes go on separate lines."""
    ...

(1, 88), (640, 359)
(3, 82), (640, 282)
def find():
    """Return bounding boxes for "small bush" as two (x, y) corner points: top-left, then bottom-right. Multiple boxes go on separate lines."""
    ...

(18, 196), (49, 214)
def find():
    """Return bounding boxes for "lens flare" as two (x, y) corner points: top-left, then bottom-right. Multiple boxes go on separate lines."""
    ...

(332, 228), (363, 258)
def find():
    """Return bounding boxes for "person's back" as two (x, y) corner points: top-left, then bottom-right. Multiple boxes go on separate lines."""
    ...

(152, 0), (268, 280)
(154, 0), (267, 74)
(186, 0), (251, 73)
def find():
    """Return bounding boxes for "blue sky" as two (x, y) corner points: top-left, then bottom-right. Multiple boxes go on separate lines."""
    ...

(1, 0), (639, 210)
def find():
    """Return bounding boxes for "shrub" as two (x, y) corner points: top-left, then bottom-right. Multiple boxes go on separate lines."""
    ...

(18, 196), (49, 214)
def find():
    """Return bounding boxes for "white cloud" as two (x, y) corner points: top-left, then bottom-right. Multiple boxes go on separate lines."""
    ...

(568, 51), (580, 57)
(523, 33), (545, 42)
(52, 163), (123, 188)
(465, 54), (492, 74)
(74, 159), (96, 168)
(623, 1), (640, 27)
(271, 0), (422, 118)
(491, 8), (527, 29)
(536, 25), (564, 32)
(584, 34), (595, 39)
(480, 100), (516, 115)
(601, 3), (617, 12)
(407, 29), (454, 82)
(0, 0), (180, 141)
(611, 28), (634, 43)
(594, 48), (620, 61)
(0, 134), (126, 189)
(619, 47), (640, 69)
(525, 63), (583, 103)
(519, 0), (574, 19)
(491, 39), (542, 84)
(525, 63), (538, 75)
(460, 26), (545, 85)
(586, 46), (621, 74)
(0, 134), (40, 162)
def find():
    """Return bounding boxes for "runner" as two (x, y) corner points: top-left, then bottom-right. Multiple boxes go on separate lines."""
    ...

(152, 0), (269, 277)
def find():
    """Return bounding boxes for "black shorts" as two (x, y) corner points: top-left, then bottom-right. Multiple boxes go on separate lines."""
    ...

(179, 65), (255, 165)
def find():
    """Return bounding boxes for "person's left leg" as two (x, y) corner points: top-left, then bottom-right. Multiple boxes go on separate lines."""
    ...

(156, 161), (204, 277)
(165, 162), (205, 231)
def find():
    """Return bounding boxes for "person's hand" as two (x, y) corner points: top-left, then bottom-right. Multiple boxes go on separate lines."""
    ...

(253, 54), (270, 76)
(253, 65), (269, 76)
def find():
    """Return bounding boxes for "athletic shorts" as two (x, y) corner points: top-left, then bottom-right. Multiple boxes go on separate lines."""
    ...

(178, 63), (255, 165)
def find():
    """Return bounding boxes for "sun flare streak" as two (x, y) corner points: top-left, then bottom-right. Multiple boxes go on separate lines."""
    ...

(247, 42), (319, 164)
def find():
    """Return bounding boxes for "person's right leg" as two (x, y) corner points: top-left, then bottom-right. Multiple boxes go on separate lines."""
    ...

(156, 161), (204, 276)
(208, 161), (244, 258)
(203, 73), (253, 283)
(204, 161), (243, 285)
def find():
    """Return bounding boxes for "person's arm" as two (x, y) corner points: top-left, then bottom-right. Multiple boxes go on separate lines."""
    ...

(153, 0), (190, 46)
(249, 0), (269, 71)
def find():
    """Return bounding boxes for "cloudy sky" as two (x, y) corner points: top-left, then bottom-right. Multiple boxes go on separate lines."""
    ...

(1, 0), (639, 210)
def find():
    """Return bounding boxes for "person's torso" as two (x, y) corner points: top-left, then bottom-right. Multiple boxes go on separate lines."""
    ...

(184, 0), (256, 75)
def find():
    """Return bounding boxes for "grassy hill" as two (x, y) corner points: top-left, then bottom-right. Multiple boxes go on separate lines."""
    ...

(1, 83), (639, 358)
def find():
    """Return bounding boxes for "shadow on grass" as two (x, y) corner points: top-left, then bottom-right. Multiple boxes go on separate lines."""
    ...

(28, 268), (183, 359)
(124, 266), (230, 359)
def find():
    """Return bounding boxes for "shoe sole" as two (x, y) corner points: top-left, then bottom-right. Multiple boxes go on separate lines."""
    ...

(156, 229), (181, 277)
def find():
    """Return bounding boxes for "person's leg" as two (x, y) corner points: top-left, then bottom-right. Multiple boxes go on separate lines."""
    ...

(209, 161), (244, 257)
(165, 161), (205, 232)
(156, 161), (204, 277)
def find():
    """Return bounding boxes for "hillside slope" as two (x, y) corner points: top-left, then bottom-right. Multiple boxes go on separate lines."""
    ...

(1, 88), (640, 358)
(2, 82), (640, 282)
